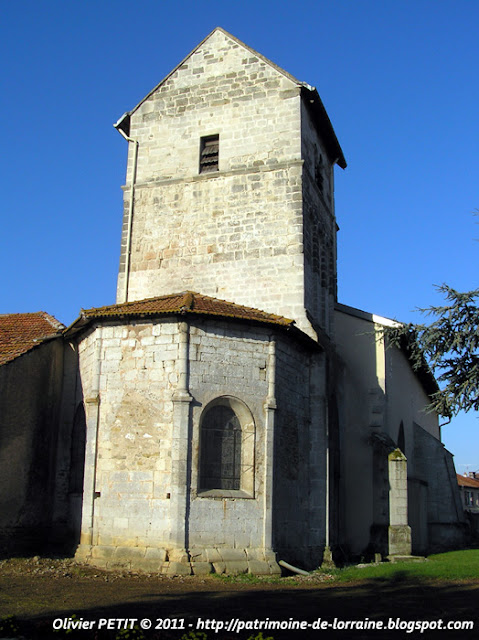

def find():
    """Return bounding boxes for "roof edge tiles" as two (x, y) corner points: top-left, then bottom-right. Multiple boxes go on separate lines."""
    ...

(0, 311), (65, 366)
(457, 474), (479, 489)
(70, 291), (293, 326)
(64, 292), (321, 348)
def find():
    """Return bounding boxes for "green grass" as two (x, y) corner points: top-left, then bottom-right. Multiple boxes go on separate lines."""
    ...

(210, 550), (479, 585)
(330, 549), (479, 582)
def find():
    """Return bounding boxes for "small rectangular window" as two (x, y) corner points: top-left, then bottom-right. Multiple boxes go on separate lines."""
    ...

(199, 134), (219, 174)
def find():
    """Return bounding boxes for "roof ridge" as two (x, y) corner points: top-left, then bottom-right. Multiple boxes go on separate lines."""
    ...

(40, 311), (66, 332)
(194, 291), (294, 323)
(66, 291), (298, 339)
(81, 292), (188, 315)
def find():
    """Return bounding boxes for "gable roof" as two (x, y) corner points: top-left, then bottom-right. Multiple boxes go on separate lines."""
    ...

(457, 474), (479, 489)
(0, 312), (64, 366)
(114, 27), (346, 169)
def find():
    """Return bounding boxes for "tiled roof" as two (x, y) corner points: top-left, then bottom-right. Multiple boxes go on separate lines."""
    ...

(74, 292), (294, 328)
(0, 312), (64, 366)
(457, 474), (479, 489)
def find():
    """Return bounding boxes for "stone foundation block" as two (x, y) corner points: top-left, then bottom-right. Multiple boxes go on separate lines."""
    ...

(388, 555), (426, 563)
(388, 525), (412, 557)
(132, 558), (164, 572)
(87, 557), (109, 569)
(224, 560), (248, 575)
(188, 548), (209, 562)
(205, 548), (222, 563)
(168, 548), (189, 563)
(212, 561), (226, 574)
(191, 561), (213, 575)
(114, 546), (145, 560)
(145, 547), (167, 562)
(217, 548), (247, 562)
(91, 545), (117, 560)
(75, 544), (93, 561)
(247, 560), (274, 575)
(108, 560), (130, 570)
(164, 561), (192, 576)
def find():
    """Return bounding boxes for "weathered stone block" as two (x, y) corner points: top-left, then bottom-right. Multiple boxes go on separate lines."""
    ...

(91, 545), (116, 560)
(114, 546), (145, 560)
(217, 548), (247, 562)
(205, 548), (222, 563)
(168, 549), (189, 563)
(212, 561), (226, 574)
(191, 561), (213, 575)
(247, 560), (273, 574)
(224, 560), (248, 575)
(188, 548), (208, 562)
(164, 561), (192, 576)
(144, 547), (168, 562)
(388, 525), (412, 557)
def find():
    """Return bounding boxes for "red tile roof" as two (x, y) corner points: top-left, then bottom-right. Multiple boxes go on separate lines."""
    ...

(0, 312), (64, 366)
(72, 291), (294, 329)
(457, 474), (479, 489)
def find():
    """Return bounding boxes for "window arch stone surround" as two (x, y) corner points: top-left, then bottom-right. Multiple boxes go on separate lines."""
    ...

(197, 396), (255, 499)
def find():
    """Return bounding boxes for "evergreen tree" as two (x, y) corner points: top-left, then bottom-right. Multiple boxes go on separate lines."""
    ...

(385, 285), (479, 417)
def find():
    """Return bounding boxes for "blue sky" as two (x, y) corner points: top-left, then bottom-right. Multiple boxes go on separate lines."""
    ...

(1, 1), (477, 470)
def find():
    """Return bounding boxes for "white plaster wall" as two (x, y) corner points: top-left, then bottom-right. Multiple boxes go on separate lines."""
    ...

(334, 305), (443, 556)
(385, 345), (440, 452)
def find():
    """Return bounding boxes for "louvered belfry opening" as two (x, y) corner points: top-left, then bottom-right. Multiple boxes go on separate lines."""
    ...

(199, 134), (219, 173)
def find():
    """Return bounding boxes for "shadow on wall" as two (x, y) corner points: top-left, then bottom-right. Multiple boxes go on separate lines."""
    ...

(0, 339), (66, 557)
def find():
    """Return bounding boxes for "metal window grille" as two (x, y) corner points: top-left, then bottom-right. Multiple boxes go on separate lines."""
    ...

(200, 405), (241, 490)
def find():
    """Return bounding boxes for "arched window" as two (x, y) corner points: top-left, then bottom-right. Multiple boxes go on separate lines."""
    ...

(198, 397), (255, 496)
(200, 405), (241, 490)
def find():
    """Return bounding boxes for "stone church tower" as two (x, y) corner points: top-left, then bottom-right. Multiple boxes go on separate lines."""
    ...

(0, 27), (466, 572)
(60, 28), (349, 574)
(114, 27), (346, 338)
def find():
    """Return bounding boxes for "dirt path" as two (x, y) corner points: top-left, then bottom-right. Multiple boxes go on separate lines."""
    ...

(0, 558), (478, 639)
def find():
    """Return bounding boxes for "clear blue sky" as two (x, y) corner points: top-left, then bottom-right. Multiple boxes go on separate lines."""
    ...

(1, 1), (477, 470)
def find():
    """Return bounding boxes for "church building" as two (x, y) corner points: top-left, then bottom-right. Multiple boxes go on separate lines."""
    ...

(0, 28), (466, 574)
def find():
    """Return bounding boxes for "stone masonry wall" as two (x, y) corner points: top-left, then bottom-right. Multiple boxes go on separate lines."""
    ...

(414, 424), (466, 551)
(273, 337), (326, 568)
(116, 29), (314, 334)
(187, 319), (270, 556)
(0, 340), (64, 552)
(74, 316), (287, 574)
(301, 101), (337, 335)
(76, 319), (179, 558)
